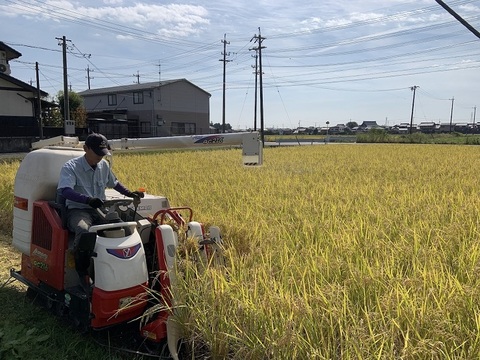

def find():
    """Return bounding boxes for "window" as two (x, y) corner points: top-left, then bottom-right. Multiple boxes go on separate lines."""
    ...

(140, 121), (151, 134)
(133, 91), (144, 104)
(108, 94), (117, 106)
(185, 123), (196, 134)
(171, 122), (196, 135)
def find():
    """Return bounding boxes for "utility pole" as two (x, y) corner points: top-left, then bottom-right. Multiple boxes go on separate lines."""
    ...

(219, 34), (231, 133)
(56, 36), (74, 135)
(434, 0), (480, 40)
(250, 28), (266, 145)
(251, 54), (258, 131)
(409, 85), (419, 134)
(133, 71), (140, 84)
(35, 62), (43, 139)
(449, 97), (455, 132)
(157, 62), (162, 107)
(86, 65), (94, 90)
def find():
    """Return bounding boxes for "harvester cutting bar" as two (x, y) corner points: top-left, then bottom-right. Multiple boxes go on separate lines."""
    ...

(108, 132), (263, 166)
(109, 132), (256, 149)
(31, 132), (263, 166)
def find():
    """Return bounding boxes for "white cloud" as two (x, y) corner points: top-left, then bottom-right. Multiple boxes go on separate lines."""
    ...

(2, 0), (210, 37)
(460, 3), (480, 11)
(116, 34), (134, 41)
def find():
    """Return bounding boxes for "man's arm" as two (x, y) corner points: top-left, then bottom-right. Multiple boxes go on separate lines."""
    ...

(60, 187), (89, 204)
(114, 182), (144, 199)
(61, 187), (104, 209)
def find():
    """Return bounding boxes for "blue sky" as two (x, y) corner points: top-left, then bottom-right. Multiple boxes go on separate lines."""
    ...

(1, 0), (480, 130)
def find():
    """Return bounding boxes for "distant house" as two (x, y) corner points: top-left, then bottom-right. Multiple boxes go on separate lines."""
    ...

(454, 123), (473, 134)
(390, 122), (416, 134)
(438, 123), (453, 133)
(357, 121), (380, 132)
(293, 127), (308, 134)
(0, 41), (51, 137)
(418, 122), (437, 134)
(329, 124), (352, 135)
(78, 79), (211, 138)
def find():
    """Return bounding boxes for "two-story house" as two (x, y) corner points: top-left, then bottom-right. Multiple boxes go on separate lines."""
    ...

(0, 41), (48, 137)
(78, 79), (211, 138)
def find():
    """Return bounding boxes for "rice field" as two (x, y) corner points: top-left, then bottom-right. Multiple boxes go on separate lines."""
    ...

(2, 143), (480, 359)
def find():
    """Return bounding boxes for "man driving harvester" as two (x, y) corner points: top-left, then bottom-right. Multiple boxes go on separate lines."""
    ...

(57, 133), (144, 290)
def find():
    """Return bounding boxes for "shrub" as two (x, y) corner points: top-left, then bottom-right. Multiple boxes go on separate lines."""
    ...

(356, 128), (389, 143)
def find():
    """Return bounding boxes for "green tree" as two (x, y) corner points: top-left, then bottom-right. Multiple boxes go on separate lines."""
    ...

(57, 91), (87, 127)
(346, 121), (358, 129)
(211, 122), (232, 132)
(43, 106), (63, 127)
(41, 96), (63, 127)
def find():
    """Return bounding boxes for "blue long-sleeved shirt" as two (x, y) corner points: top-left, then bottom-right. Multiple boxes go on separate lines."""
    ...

(57, 155), (131, 209)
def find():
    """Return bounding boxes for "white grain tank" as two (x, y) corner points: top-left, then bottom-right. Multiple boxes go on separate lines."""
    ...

(13, 146), (83, 254)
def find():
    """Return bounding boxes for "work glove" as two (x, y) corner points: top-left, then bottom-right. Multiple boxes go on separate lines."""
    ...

(128, 191), (145, 199)
(87, 197), (104, 209)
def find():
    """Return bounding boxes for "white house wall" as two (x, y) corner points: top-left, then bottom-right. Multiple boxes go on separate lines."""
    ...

(0, 77), (34, 117)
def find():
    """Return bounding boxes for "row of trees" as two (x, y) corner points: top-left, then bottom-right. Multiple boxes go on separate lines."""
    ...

(210, 122), (232, 132)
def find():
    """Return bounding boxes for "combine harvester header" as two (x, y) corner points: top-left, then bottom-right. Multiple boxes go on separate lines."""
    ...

(31, 132), (263, 166)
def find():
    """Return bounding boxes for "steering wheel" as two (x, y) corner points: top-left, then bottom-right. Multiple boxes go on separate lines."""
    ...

(97, 198), (135, 222)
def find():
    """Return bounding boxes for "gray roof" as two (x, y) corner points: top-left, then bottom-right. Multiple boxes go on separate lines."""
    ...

(78, 78), (211, 97)
(359, 121), (379, 127)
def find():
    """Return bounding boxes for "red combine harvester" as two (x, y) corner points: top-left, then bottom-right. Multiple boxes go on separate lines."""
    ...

(10, 132), (262, 358)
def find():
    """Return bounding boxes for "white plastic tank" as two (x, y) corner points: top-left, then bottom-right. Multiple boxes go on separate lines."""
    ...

(13, 147), (83, 254)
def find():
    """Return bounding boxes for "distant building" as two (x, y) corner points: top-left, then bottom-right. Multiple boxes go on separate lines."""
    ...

(293, 127), (308, 134)
(357, 121), (381, 132)
(453, 123), (476, 134)
(418, 122), (437, 133)
(78, 79), (211, 138)
(391, 122), (416, 134)
(328, 124), (352, 135)
(0, 41), (51, 137)
(438, 123), (452, 133)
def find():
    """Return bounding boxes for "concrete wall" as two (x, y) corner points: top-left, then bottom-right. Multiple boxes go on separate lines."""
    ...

(0, 128), (81, 153)
(0, 137), (32, 153)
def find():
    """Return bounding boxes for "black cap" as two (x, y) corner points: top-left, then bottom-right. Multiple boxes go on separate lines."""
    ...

(85, 133), (111, 156)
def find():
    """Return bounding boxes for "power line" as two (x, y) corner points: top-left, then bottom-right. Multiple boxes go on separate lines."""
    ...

(4, 0), (480, 104)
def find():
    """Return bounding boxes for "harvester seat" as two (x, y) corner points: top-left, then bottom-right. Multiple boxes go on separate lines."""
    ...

(48, 189), (68, 229)
(49, 189), (96, 284)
